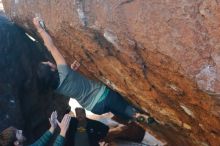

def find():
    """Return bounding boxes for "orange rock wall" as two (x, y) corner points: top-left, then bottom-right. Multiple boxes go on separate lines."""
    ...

(2, 0), (220, 145)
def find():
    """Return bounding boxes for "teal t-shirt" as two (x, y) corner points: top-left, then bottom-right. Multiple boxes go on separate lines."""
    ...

(55, 64), (107, 110)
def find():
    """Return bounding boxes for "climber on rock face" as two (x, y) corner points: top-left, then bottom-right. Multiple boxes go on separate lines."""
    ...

(33, 17), (154, 124)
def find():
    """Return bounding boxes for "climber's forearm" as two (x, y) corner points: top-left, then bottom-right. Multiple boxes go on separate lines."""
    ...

(39, 31), (66, 65)
(50, 48), (67, 65)
(33, 17), (66, 65)
(39, 30), (55, 51)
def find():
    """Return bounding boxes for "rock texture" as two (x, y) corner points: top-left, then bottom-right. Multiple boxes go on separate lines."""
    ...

(0, 14), (69, 144)
(2, 0), (220, 146)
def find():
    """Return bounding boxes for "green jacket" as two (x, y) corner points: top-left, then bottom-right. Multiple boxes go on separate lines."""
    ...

(29, 131), (64, 146)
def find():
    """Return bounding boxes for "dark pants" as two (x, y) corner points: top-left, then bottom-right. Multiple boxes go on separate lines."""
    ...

(92, 89), (136, 120)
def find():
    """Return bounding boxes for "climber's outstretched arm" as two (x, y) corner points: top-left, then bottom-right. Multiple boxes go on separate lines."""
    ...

(33, 17), (66, 66)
